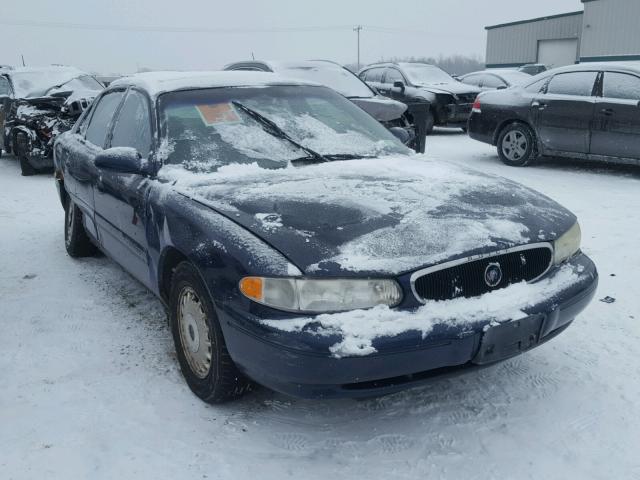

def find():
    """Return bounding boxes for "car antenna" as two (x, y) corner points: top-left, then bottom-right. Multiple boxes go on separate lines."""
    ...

(21, 54), (26, 66)
(251, 52), (255, 60)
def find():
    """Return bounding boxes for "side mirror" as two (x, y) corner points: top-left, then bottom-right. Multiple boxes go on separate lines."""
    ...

(393, 81), (405, 91)
(388, 126), (413, 145)
(95, 147), (148, 175)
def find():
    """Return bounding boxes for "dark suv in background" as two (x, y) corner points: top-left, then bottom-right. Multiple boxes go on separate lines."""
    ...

(359, 62), (480, 134)
(224, 59), (428, 152)
(468, 63), (640, 167)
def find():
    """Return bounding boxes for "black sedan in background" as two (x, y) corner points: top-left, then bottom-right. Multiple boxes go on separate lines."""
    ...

(223, 59), (428, 152)
(359, 62), (481, 133)
(459, 70), (531, 91)
(54, 71), (596, 403)
(468, 63), (640, 167)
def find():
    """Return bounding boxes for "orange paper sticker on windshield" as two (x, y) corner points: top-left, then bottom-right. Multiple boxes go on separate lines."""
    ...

(196, 103), (240, 126)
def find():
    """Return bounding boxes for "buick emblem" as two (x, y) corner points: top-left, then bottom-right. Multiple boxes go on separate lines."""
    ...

(484, 262), (503, 287)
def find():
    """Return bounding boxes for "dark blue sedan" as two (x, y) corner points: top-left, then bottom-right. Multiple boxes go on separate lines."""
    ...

(53, 71), (598, 402)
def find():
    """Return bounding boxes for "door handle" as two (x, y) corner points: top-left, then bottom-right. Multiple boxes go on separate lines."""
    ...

(531, 101), (546, 110)
(600, 108), (614, 116)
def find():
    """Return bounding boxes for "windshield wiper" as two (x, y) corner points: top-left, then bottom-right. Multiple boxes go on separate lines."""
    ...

(231, 101), (328, 164)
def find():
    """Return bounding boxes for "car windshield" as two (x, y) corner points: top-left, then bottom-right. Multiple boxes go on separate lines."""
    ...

(276, 63), (374, 98)
(158, 85), (409, 173)
(402, 64), (455, 85)
(9, 69), (92, 98)
(45, 75), (103, 95)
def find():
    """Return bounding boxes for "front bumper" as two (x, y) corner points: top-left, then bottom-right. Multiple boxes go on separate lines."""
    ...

(219, 253), (598, 399)
(441, 102), (473, 127)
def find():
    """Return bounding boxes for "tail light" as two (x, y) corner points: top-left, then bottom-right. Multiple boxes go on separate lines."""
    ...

(472, 97), (481, 113)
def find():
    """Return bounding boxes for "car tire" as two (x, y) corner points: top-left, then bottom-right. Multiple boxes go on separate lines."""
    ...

(64, 198), (97, 257)
(424, 110), (435, 135)
(497, 122), (537, 167)
(19, 155), (37, 176)
(169, 261), (252, 403)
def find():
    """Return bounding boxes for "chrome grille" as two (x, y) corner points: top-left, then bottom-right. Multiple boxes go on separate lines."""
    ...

(411, 244), (553, 303)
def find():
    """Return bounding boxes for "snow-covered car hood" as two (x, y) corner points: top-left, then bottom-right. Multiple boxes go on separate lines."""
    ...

(415, 81), (481, 97)
(163, 156), (576, 276)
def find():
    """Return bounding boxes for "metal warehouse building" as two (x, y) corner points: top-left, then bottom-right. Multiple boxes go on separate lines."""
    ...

(485, 0), (640, 69)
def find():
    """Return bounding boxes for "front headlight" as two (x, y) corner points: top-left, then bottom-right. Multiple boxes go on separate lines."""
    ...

(553, 222), (581, 265)
(239, 277), (402, 313)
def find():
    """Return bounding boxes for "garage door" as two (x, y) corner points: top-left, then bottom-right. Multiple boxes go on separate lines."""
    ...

(537, 39), (579, 68)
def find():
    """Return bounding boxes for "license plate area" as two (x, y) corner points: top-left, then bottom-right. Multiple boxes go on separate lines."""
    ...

(472, 315), (544, 365)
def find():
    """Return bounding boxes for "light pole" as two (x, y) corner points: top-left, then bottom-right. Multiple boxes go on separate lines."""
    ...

(353, 25), (362, 70)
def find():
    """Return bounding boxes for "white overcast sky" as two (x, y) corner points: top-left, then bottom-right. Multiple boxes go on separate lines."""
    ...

(3, 0), (580, 73)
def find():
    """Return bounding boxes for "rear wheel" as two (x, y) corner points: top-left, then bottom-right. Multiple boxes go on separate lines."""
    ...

(497, 122), (537, 167)
(169, 262), (252, 403)
(64, 199), (97, 257)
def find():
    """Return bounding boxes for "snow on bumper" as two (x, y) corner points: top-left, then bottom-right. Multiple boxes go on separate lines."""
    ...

(262, 253), (598, 358)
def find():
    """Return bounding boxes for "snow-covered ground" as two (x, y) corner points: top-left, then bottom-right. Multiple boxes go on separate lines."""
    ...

(1, 132), (639, 479)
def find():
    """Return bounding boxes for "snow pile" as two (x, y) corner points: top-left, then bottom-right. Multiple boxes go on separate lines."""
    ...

(264, 264), (582, 357)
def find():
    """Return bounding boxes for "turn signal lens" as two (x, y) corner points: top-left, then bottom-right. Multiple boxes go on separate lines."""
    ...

(239, 277), (263, 301)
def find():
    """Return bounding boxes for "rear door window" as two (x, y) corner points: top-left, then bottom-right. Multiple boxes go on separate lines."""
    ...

(364, 68), (383, 82)
(85, 91), (125, 148)
(546, 72), (598, 96)
(384, 68), (404, 85)
(602, 72), (640, 100)
(110, 90), (152, 158)
(525, 77), (549, 93)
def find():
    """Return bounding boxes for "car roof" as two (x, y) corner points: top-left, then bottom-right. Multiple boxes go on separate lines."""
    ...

(358, 62), (440, 75)
(545, 62), (640, 75)
(108, 70), (321, 98)
(225, 59), (348, 72)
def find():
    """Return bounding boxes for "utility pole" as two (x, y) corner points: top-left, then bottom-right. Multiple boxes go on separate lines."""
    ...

(353, 25), (363, 70)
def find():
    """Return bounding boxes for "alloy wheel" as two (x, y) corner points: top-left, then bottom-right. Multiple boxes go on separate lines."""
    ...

(502, 130), (528, 162)
(177, 286), (212, 379)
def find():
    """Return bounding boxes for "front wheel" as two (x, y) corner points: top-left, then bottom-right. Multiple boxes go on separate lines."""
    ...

(64, 199), (97, 257)
(497, 122), (537, 167)
(169, 262), (252, 403)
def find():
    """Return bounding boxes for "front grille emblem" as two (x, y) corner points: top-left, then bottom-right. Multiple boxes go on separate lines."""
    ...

(484, 262), (503, 287)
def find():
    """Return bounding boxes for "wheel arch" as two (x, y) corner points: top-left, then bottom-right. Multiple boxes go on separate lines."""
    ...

(493, 118), (536, 146)
(158, 246), (190, 304)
